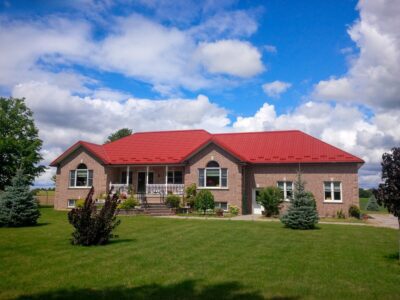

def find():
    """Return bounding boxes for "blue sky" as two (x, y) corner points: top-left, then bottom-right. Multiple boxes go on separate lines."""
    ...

(0, 0), (399, 187)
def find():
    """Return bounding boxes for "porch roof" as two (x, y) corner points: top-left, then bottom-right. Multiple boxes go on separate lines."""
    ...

(50, 129), (364, 166)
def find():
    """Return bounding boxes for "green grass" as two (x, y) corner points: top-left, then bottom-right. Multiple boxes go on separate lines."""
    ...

(0, 208), (399, 300)
(360, 197), (388, 214)
(35, 190), (55, 196)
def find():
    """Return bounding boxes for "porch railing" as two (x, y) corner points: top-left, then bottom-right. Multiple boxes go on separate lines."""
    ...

(146, 184), (184, 195)
(109, 183), (184, 195)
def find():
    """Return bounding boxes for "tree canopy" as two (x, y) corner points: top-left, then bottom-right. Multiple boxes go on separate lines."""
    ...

(375, 147), (400, 227)
(105, 128), (133, 143)
(0, 97), (45, 190)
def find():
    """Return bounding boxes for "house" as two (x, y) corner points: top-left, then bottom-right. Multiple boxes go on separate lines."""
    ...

(50, 129), (364, 216)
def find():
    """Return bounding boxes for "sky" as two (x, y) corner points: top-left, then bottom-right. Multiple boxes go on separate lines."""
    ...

(0, 0), (399, 188)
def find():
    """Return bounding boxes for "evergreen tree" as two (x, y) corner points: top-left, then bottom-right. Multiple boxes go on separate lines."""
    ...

(194, 190), (215, 214)
(366, 194), (380, 211)
(280, 173), (319, 229)
(0, 169), (40, 227)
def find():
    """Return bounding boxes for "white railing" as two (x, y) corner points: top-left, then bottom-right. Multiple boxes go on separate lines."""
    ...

(109, 183), (184, 195)
(146, 184), (184, 195)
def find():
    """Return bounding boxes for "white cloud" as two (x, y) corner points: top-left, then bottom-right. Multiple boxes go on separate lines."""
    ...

(196, 40), (264, 77)
(313, 0), (400, 109)
(233, 100), (400, 188)
(262, 80), (291, 98)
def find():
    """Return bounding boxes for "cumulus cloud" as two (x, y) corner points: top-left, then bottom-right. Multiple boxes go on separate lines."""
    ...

(196, 40), (264, 77)
(233, 101), (400, 187)
(262, 80), (291, 98)
(313, 0), (400, 109)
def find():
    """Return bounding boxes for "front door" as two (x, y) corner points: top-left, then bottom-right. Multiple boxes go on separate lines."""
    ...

(252, 189), (264, 214)
(137, 172), (154, 193)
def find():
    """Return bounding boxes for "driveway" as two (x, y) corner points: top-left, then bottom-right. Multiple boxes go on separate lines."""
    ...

(367, 214), (399, 229)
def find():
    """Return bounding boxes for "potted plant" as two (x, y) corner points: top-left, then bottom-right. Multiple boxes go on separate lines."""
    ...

(215, 208), (224, 217)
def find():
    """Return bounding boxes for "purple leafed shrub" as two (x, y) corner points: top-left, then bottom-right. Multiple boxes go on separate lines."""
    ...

(68, 187), (120, 246)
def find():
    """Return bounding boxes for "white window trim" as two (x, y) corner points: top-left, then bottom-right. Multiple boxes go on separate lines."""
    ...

(215, 201), (229, 211)
(198, 167), (228, 189)
(67, 199), (76, 208)
(277, 181), (293, 202)
(323, 181), (343, 203)
(69, 169), (92, 188)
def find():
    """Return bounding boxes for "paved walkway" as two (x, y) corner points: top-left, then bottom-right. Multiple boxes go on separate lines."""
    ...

(158, 214), (398, 229)
(367, 214), (398, 229)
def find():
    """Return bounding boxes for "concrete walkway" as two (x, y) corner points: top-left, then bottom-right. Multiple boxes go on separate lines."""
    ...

(367, 214), (398, 229)
(158, 214), (398, 229)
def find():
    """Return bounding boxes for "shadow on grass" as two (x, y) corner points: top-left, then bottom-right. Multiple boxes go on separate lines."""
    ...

(16, 280), (300, 300)
(384, 251), (400, 261)
(105, 238), (136, 245)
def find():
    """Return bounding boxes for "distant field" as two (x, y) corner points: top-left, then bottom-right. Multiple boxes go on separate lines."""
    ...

(360, 197), (388, 214)
(35, 190), (55, 196)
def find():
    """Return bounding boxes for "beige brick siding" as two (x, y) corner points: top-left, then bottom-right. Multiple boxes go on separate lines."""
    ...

(244, 163), (360, 217)
(184, 143), (243, 213)
(54, 143), (360, 216)
(54, 147), (107, 210)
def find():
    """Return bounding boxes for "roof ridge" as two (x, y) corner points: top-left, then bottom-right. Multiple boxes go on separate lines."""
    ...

(212, 130), (301, 136)
(134, 129), (210, 134)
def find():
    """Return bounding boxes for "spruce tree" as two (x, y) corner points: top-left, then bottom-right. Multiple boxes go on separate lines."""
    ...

(366, 194), (380, 211)
(280, 173), (319, 229)
(0, 169), (40, 227)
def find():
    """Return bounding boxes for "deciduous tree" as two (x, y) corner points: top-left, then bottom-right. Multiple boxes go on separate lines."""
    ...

(105, 128), (133, 143)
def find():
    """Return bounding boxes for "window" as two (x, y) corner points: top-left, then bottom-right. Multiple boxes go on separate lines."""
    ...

(167, 171), (183, 184)
(67, 199), (76, 208)
(198, 161), (228, 188)
(277, 181), (293, 201)
(215, 202), (228, 211)
(69, 164), (93, 188)
(324, 181), (342, 202)
(121, 171), (133, 184)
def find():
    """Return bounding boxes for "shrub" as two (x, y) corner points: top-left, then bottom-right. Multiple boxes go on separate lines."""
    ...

(184, 183), (197, 208)
(68, 187), (121, 246)
(195, 190), (215, 214)
(215, 208), (224, 216)
(256, 186), (283, 217)
(0, 169), (40, 227)
(366, 195), (380, 211)
(336, 209), (346, 219)
(280, 173), (319, 229)
(118, 196), (139, 209)
(76, 199), (85, 208)
(349, 205), (361, 219)
(165, 194), (181, 208)
(229, 205), (240, 216)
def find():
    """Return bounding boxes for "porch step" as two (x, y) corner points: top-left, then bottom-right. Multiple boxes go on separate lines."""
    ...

(143, 203), (175, 216)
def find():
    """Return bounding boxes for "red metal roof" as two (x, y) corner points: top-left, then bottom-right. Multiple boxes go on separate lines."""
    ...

(50, 129), (364, 166)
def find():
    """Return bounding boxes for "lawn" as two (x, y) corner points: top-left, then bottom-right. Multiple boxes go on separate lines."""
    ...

(0, 208), (399, 300)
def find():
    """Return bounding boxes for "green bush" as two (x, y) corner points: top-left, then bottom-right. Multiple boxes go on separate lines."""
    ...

(229, 205), (239, 216)
(118, 196), (139, 209)
(280, 173), (319, 229)
(348, 205), (361, 219)
(336, 209), (346, 219)
(184, 183), (197, 208)
(165, 194), (181, 208)
(366, 195), (380, 211)
(195, 190), (215, 214)
(256, 186), (283, 217)
(76, 199), (85, 208)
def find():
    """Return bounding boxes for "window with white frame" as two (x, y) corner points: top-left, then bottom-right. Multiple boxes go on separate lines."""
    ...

(167, 171), (183, 184)
(215, 202), (228, 211)
(324, 181), (342, 202)
(198, 161), (227, 188)
(67, 199), (76, 208)
(69, 163), (93, 187)
(277, 181), (293, 201)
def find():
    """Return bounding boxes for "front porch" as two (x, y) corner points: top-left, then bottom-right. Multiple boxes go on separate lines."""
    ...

(107, 165), (185, 197)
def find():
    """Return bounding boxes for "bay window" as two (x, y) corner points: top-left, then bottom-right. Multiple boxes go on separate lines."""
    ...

(198, 161), (228, 188)
(69, 163), (93, 188)
(324, 181), (342, 202)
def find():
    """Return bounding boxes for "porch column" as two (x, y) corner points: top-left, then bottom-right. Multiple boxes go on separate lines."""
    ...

(126, 165), (130, 186)
(165, 165), (168, 194)
(146, 166), (149, 194)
